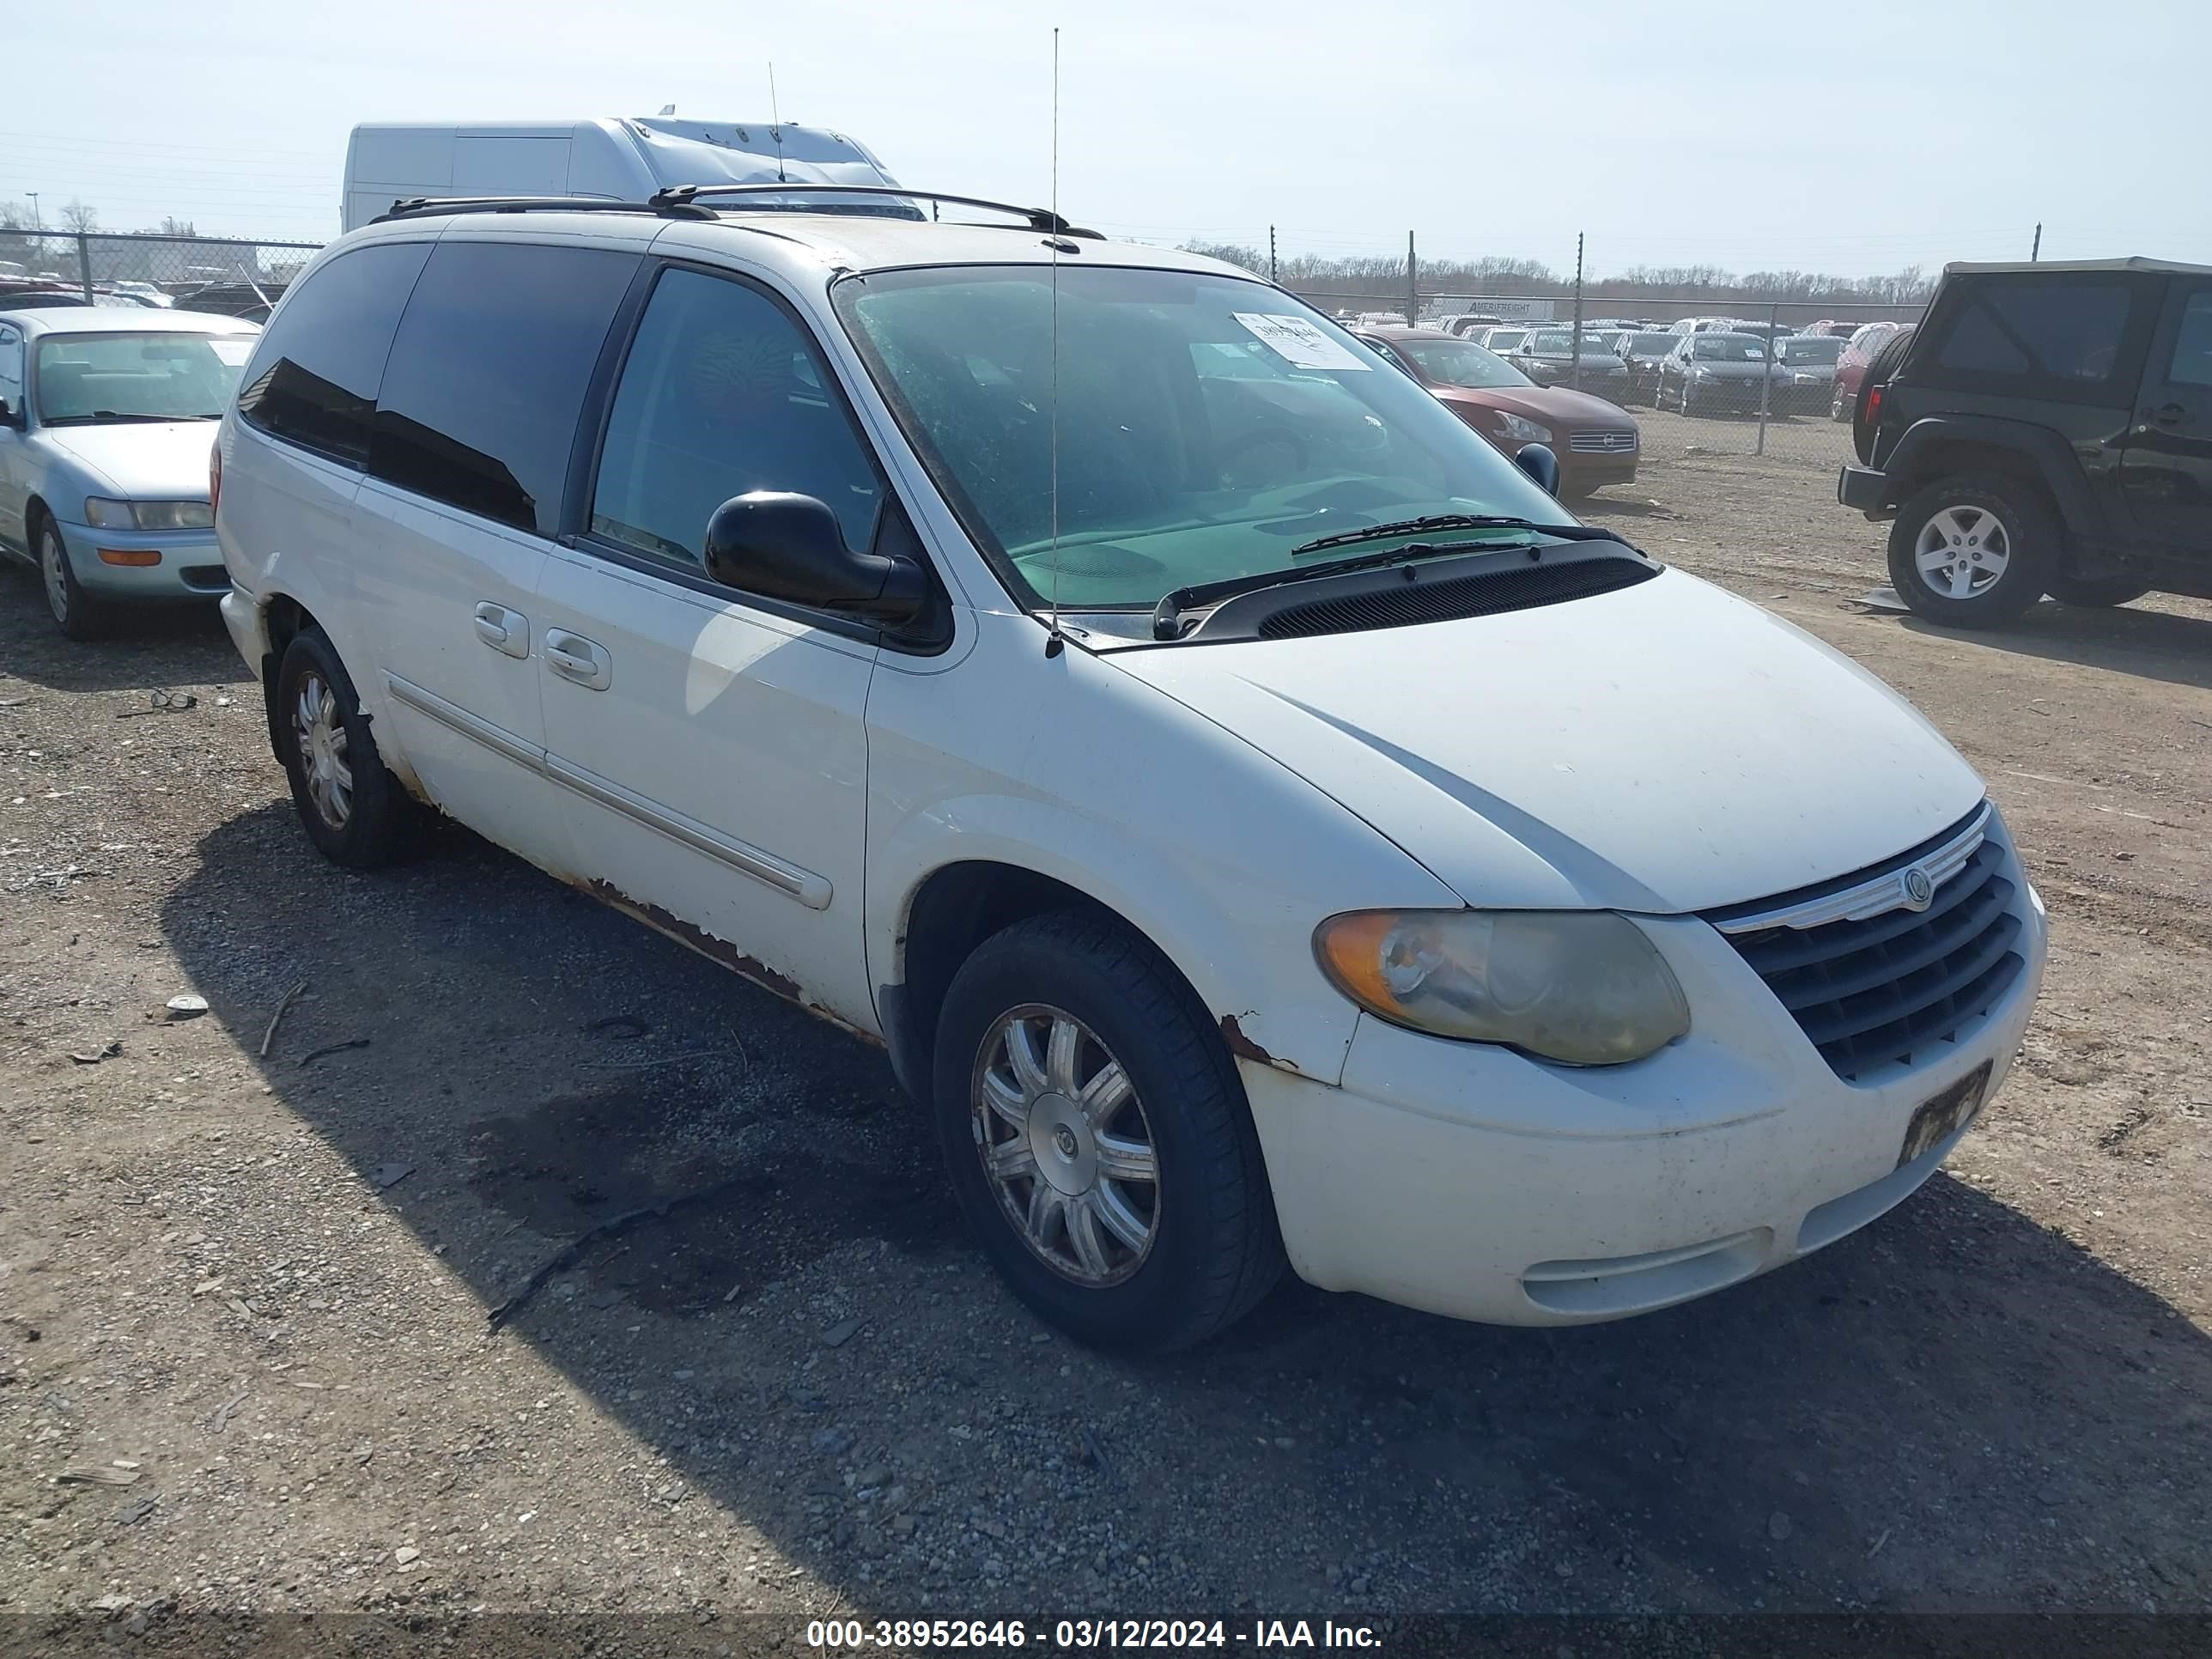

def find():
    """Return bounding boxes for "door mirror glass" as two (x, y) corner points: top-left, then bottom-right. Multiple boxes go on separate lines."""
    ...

(702, 491), (927, 623)
(1514, 442), (1559, 496)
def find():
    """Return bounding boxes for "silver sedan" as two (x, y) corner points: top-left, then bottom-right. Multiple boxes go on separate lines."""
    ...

(0, 307), (260, 638)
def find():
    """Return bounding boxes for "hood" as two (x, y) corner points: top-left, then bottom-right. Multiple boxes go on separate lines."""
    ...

(1110, 568), (1983, 915)
(1686, 359), (1782, 377)
(39, 422), (218, 501)
(1439, 386), (1635, 427)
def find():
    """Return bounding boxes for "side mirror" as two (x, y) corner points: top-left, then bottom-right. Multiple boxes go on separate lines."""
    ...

(1514, 442), (1559, 496)
(702, 491), (927, 624)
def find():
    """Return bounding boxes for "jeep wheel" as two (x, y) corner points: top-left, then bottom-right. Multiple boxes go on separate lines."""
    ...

(1887, 477), (2057, 629)
(2045, 573), (2151, 609)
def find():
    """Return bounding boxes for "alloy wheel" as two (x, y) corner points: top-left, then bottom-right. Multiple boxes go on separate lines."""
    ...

(970, 1004), (1159, 1287)
(40, 527), (70, 626)
(292, 671), (354, 830)
(1913, 505), (2012, 600)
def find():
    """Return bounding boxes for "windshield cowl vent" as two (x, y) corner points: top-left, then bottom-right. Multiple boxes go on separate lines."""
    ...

(1250, 556), (1658, 642)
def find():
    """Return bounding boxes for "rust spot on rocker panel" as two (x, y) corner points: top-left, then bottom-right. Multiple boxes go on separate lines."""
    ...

(1219, 1012), (1298, 1073)
(586, 878), (805, 1002)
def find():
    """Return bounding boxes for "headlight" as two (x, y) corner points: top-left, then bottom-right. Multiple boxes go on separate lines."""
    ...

(1313, 909), (1690, 1066)
(1494, 412), (1553, 444)
(135, 501), (215, 531)
(1689, 367), (1713, 380)
(81, 498), (212, 531)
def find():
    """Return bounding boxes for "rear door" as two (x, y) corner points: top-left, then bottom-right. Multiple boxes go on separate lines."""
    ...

(2117, 278), (2212, 557)
(354, 235), (641, 875)
(533, 260), (893, 1026)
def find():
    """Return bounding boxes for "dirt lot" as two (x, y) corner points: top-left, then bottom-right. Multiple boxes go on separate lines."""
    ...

(3, 447), (2209, 1637)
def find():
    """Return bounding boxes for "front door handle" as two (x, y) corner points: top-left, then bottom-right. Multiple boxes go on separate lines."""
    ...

(544, 628), (612, 691)
(473, 601), (530, 659)
(2146, 401), (2191, 428)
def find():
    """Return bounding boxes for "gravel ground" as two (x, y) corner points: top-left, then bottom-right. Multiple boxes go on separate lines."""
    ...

(3, 447), (2209, 1639)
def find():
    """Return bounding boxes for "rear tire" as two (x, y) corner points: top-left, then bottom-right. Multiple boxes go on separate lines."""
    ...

(1887, 475), (2057, 629)
(2045, 572), (2151, 609)
(273, 629), (418, 868)
(40, 518), (113, 641)
(932, 909), (1285, 1352)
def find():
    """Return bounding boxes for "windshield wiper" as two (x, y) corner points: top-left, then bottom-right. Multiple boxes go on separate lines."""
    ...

(1151, 519), (1644, 641)
(1289, 514), (1621, 558)
(68, 410), (213, 424)
(1153, 541), (1499, 641)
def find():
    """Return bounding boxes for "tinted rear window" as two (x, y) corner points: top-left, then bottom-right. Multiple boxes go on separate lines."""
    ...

(369, 241), (641, 535)
(236, 242), (431, 466)
(1930, 280), (2133, 393)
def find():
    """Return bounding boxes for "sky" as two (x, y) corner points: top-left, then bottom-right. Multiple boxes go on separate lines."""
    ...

(9, 0), (2210, 279)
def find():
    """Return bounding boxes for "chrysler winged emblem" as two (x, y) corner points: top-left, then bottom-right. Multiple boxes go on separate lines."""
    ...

(1901, 865), (1936, 910)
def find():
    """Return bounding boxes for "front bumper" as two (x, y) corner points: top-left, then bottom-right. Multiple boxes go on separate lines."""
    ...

(1238, 861), (2047, 1326)
(55, 519), (229, 600)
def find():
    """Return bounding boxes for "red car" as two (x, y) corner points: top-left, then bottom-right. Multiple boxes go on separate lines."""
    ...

(1356, 326), (1639, 499)
(1830, 321), (1912, 421)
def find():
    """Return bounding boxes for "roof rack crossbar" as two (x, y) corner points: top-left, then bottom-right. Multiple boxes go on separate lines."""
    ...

(646, 183), (1102, 238)
(374, 196), (718, 225)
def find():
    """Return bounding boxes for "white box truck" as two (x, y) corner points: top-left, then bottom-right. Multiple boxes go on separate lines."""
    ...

(342, 117), (901, 232)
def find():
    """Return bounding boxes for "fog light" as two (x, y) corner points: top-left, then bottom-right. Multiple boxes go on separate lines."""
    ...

(97, 548), (162, 567)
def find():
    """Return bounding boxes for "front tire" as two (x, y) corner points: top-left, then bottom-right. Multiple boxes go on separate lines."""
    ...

(933, 910), (1285, 1352)
(273, 629), (417, 867)
(1887, 476), (2057, 629)
(40, 519), (112, 641)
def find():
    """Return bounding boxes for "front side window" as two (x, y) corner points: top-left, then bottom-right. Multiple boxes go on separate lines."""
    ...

(2163, 289), (2212, 389)
(370, 240), (641, 536)
(0, 326), (21, 412)
(1932, 280), (2131, 389)
(592, 267), (885, 571)
(834, 264), (1561, 611)
(235, 241), (432, 466)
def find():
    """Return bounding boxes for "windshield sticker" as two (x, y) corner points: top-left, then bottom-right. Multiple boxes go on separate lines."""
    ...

(208, 340), (254, 366)
(1232, 313), (1370, 371)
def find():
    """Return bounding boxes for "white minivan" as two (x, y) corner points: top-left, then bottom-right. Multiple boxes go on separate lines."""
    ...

(212, 188), (2046, 1350)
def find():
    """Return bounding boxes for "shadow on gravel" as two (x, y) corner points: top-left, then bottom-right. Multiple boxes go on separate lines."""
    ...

(1898, 603), (2212, 694)
(0, 562), (236, 694)
(160, 805), (2212, 1611)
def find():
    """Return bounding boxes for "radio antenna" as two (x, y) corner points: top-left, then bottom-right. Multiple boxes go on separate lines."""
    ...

(1044, 25), (1065, 659)
(768, 63), (787, 181)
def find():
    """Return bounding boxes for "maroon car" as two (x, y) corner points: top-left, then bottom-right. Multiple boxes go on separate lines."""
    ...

(1829, 321), (1911, 421)
(1357, 326), (1639, 498)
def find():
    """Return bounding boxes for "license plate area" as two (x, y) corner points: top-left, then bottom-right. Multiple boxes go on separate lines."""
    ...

(1897, 1060), (1992, 1168)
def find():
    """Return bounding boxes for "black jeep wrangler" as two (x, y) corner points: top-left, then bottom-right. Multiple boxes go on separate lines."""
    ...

(1838, 258), (2212, 627)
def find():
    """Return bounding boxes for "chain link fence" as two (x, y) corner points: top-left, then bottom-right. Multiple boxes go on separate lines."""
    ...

(1291, 287), (1927, 471)
(0, 230), (322, 321)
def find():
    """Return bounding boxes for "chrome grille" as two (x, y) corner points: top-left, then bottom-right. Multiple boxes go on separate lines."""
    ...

(1705, 806), (2026, 1081)
(1568, 429), (1638, 453)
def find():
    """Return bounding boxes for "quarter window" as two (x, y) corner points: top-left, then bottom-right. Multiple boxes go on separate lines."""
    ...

(371, 241), (641, 536)
(0, 325), (21, 414)
(234, 241), (432, 467)
(1932, 281), (2131, 390)
(590, 268), (884, 571)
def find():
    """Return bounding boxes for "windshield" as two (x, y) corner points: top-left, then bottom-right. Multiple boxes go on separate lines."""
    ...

(1691, 335), (1771, 362)
(1484, 329), (1529, 349)
(1395, 337), (1532, 388)
(1528, 331), (1619, 358)
(1778, 337), (1845, 364)
(834, 265), (1563, 611)
(1627, 332), (1675, 356)
(35, 331), (251, 423)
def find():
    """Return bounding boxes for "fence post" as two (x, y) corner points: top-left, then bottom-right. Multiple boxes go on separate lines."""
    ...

(1755, 300), (1777, 455)
(1570, 232), (1584, 391)
(1268, 225), (1277, 285)
(1405, 231), (1417, 325)
(76, 233), (95, 303)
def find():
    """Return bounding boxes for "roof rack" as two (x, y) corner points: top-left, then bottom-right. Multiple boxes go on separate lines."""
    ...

(374, 196), (718, 224)
(647, 183), (1103, 239)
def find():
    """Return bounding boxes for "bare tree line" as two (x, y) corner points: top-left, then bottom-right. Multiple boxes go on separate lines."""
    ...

(1182, 241), (1936, 307)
